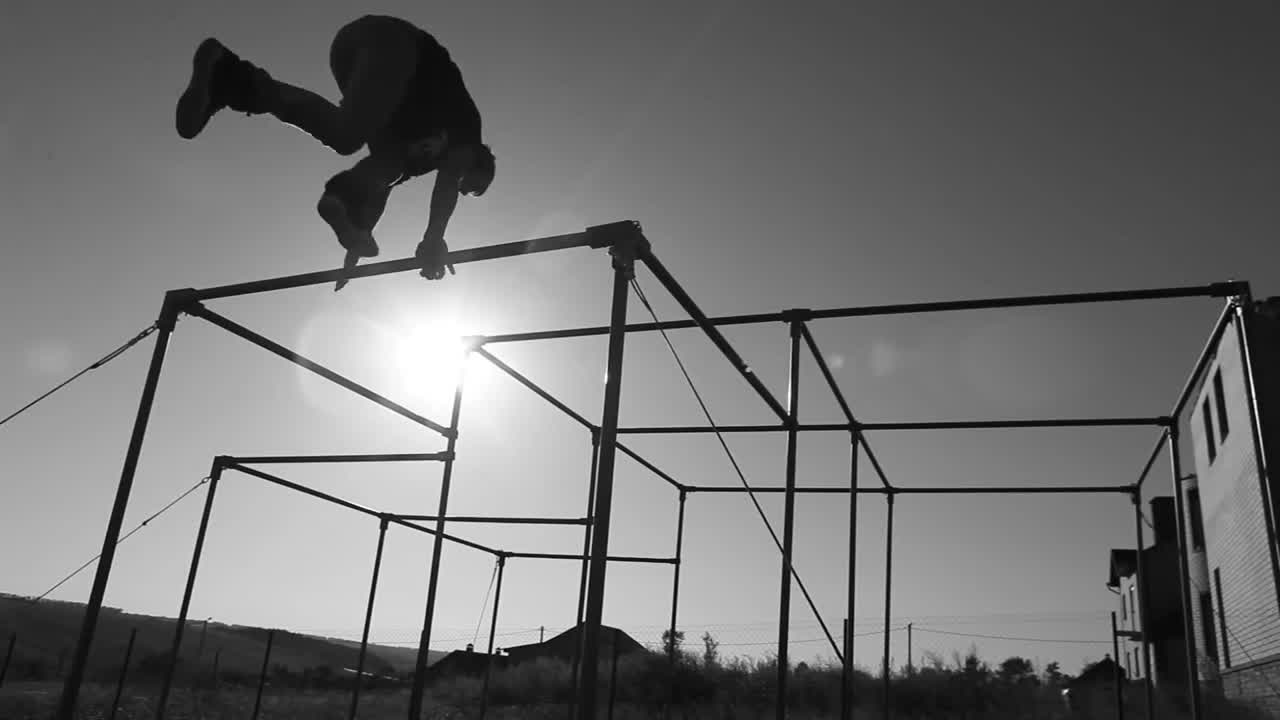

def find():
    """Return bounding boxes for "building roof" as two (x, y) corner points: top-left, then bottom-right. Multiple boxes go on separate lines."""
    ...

(504, 624), (647, 665)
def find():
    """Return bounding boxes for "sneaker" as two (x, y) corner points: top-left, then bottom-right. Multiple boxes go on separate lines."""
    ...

(318, 193), (379, 258)
(176, 38), (232, 139)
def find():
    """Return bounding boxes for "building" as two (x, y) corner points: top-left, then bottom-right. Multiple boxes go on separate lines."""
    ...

(1107, 496), (1189, 689)
(504, 624), (646, 666)
(1183, 297), (1280, 714)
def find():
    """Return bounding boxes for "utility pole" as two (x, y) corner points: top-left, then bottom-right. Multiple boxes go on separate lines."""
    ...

(540, 626), (545, 643)
(907, 624), (913, 676)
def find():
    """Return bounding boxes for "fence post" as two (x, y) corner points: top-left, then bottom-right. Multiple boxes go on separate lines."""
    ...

(107, 628), (137, 720)
(251, 630), (275, 720)
(0, 632), (15, 689)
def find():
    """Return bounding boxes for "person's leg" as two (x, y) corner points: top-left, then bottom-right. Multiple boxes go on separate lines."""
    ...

(318, 153), (402, 257)
(176, 16), (418, 155)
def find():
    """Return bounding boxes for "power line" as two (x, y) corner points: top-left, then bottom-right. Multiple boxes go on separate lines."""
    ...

(630, 276), (843, 662)
(913, 627), (1111, 645)
(35, 476), (209, 601)
(1, 323), (158, 429)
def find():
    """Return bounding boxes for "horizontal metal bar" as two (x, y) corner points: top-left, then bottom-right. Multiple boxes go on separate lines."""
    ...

(230, 453), (452, 464)
(807, 283), (1245, 320)
(190, 306), (452, 437)
(479, 282), (1244, 344)
(505, 551), (679, 564)
(617, 417), (1166, 433)
(226, 464), (498, 555)
(191, 229), (607, 301)
(475, 347), (684, 491)
(640, 249), (790, 422)
(389, 515), (589, 525)
(685, 484), (1132, 495)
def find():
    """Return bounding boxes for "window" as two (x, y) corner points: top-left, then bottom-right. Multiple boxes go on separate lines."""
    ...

(1203, 398), (1217, 462)
(1133, 650), (1141, 678)
(1125, 650), (1133, 677)
(1201, 591), (1219, 665)
(1129, 585), (1138, 629)
(1188, 488), (1206, 551)
(1214, 368), (1230, 443)
(1122, 593), (1127, 621)
(1215, 568), (1232, 668)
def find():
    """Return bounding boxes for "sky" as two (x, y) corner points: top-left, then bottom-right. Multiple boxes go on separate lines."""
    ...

(2, 1), (1280, 677)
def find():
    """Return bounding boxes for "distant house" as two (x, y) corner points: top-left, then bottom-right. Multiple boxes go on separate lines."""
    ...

(424, 643), (506, 684)
(1064, 655), (1126, 711)
(504, 624), (646, 666)
(1183, 297), (1280, 715)
(1106, 496), (1189, 690)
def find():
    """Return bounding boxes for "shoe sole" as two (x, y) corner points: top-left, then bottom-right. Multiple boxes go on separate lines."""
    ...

(318, 195), (379, 258)
(176, 38), (225, 139)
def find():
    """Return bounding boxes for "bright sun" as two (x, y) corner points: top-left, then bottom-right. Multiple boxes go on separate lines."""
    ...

(390, 317), (469, 406)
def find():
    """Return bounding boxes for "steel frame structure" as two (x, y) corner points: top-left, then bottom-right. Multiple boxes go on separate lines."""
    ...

(54, 218), (1251, 720)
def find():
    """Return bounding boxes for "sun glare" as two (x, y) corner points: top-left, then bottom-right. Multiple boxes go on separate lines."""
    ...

(392, 318), (468, 405)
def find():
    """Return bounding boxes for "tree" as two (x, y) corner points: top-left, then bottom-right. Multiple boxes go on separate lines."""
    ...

(661, 628), (685, 657)
(1043, 661), (1068, 687)
(701, 631), (720, 668)
(997, 656), (1037, 685)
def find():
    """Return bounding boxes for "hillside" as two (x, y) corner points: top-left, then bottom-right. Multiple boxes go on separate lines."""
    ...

(0, 593), (445, 682)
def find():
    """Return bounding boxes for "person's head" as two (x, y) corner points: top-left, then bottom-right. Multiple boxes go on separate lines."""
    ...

(458, 143), (495, 196)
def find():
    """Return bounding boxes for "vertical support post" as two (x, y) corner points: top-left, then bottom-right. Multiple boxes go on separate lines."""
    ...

(608, 631), (622, 720)
(211, 648), (220, 689)
(576, 238), (637, 720)
(251, 630), (275, 720)
(665, 490), (687, 720)
(1232, 296), (1280, 617)
(59, 290), (184, 720)
(1169, 425), (1203, 719)
(906, 624), (912, 676)
(157, 458), (224, 720)
(669, 492), (687, 667)
(571, 431), (602, 716)
(843, 434), (859, 720)
(1132, 489), (1155, 719)
(0, 632), (15, 689)
(882, 492), (896, 720)
(408, 356), (468, 720)
(107, 628), (137, 720)
(349, 516), (390, 720)
(479, 555), (507, 720)
(1111, 612), (1125, 720)
(775, 320), (803, 720)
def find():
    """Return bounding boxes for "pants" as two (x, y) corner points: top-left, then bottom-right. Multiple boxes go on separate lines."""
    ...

(262, 15), (427, 228)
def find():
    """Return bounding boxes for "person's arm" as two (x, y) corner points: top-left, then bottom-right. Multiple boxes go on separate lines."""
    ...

(418, 146), (474, 279)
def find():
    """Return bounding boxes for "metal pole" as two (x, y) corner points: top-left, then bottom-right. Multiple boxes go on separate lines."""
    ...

(157, 460), (223, 719)
(479, 555), (506, 720)
(1169, 426), (1203, 719)
(349, 517), (389, 720)
(1132, 491), (1155, 719)
(251, 630), (274, 720)
(481, 282), (1243, 344)
(576, 241), (636, 720)
(607, 630), (622, 720)
(666, 491), (687, 720)
(906, 623), (912, 676)
(58, 291), (183, 720)
(1232, 297), (1280, 618)
(0, 632), (14, 688)
(669, 492), (687, 667)
(1111, 612), (1125, 720)
(408, 360), (468, 720)
(107, 628), (137, 720)
(776, 320), (803, 720)
(843, 434), (859, 720)
(571, 432), (602, 711)
(882, 493), (896, 720)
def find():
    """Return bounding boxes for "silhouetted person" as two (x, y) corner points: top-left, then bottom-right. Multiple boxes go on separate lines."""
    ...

(175, 14), (495, 288)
